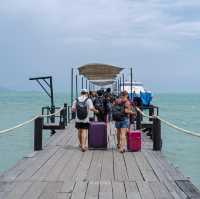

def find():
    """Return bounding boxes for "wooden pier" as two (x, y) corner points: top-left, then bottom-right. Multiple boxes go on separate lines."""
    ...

(1, 121), (200, 199)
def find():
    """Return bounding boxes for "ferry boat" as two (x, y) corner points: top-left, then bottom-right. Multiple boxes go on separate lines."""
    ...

(120, 81), (153, 106)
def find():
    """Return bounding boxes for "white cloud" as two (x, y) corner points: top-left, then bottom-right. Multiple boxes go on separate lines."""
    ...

(0, 0), (200, 49)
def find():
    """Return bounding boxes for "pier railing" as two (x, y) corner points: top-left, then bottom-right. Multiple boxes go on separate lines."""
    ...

(1, 103), (200, 153)
(0, 104), (69, 151)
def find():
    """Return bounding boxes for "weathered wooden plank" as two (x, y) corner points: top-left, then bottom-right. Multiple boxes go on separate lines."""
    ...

(38, 181), (63, 199)
(175, 180), (200, 199)
(87, 151), (104, 181)
(71, 181), (88, 199)
(153, 151), (186, 180)
(124, 181), (141, 199)
(149, 181), (174, 199)
(137, 181), (155, 199)
(16, 147), (59, 181)
(123, 152), (143, 182)
(134, 152), (158, 182)
(45, 149), (75, 181)
(85, 181), (99, 199)
(112, 181), (126, 199)
(31, 148), (66, 181)
(0, 181), (15, 193)
(5, 181), (33, 199)
(163, 180), (187, 199)
(56, 193), (71, 199)
(58, 149), (83, 181)
(73, 150), (93, 181)
(99, 181), (112, 199)
(143, 151), (187, 198)
(60, 181), (75, 193)
(21, 181), (47, 199)
(100, 151), (114, 181)
(113, 151), (128, 181)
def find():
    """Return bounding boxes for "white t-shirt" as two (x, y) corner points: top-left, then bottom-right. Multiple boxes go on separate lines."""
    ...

(72, 95), (94, 123)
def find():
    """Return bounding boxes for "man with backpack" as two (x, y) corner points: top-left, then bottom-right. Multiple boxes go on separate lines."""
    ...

(72, 89), (98, 152)
(93, 90), (106, 122)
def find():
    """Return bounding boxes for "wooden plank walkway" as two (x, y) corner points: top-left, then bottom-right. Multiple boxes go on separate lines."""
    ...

(0, 121), (200, 199)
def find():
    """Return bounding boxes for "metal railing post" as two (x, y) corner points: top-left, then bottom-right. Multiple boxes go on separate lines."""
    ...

(34, 117), (43, 151)
(153, 117), (162, 151)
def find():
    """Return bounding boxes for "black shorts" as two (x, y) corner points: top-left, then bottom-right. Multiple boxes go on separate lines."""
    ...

(75, 122), (89, 129)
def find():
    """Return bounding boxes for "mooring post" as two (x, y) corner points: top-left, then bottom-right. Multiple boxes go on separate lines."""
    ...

(34, 117), (43, 151)
(136, 108), (142, 130)
(153, 117), (162, 151)
(149, 105), (154, 121)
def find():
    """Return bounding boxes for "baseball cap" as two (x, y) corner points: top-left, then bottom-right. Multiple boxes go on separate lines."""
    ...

(80, 89), (88, 93)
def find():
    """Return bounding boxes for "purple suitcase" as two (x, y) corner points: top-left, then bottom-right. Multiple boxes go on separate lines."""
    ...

(88, 122), (107, 149)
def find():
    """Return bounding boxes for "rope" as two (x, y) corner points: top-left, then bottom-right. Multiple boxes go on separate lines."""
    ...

(136, 107), (200, 138)
(41, 107), (64, 117)
(0, 107), (64, 135)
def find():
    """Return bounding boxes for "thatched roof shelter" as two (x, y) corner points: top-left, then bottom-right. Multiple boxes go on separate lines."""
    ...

(78, 63), (123, 86)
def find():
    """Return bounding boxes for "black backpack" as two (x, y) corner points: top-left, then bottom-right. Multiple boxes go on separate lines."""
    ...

(112, 103), (126, 121)
(94, 97), (105, 113)
(76, 98), (88, 120)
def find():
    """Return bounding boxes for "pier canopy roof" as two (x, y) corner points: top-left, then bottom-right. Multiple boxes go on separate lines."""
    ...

(78, 63), (123, 85)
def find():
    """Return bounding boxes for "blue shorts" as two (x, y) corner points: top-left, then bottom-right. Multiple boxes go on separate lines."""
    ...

(115, 118), (129, 129)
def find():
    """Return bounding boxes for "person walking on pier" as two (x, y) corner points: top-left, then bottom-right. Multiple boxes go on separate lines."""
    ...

(112, 91), (135, 153)
(72, 89), (98, 152)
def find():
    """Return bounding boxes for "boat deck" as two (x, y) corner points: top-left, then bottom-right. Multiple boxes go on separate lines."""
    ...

(0, 121), (199, 199)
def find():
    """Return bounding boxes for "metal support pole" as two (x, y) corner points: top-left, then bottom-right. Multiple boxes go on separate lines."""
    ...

(34, 117), (43, 151)
(75, 74), (78, 99)
(130, 67), (133, 101)
(85, 79), (88, 89)
(120, 77), (121, 93)
(153, 117), (162, 151)
(82, 76), (84, 89)
(71, 68), (74, 106)
(122, 73), (125, 91)
(118, 79), (120, 96)
(50, 77), (55, 123)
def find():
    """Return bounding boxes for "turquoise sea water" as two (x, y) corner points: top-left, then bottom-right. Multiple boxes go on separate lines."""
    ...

(0, 91), (200, 189)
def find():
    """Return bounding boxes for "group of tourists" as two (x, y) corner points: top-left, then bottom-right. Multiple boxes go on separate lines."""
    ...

(72, 88), (136, 153)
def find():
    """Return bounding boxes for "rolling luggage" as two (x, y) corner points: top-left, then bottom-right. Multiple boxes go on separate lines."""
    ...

(127, 130), (141, 152)
(88, 122), (107, 149)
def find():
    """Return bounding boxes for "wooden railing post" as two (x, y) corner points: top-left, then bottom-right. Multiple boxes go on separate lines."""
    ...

(34, 117), (43, 151)
(64, 103), (68, 126)
(149, 105), (154, 121)
(153, 117), (162, 151)
(67, 106), (70, 123)
(136, 109), (142, 130)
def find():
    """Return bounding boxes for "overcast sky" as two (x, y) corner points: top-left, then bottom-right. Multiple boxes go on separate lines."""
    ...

(0, 0), (200, 93)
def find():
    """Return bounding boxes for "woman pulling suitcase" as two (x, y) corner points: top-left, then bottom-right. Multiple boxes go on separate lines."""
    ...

(112, 91), (136, 153)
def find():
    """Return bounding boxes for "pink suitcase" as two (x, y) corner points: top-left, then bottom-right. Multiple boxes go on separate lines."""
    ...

(127, 130), (141, 152)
